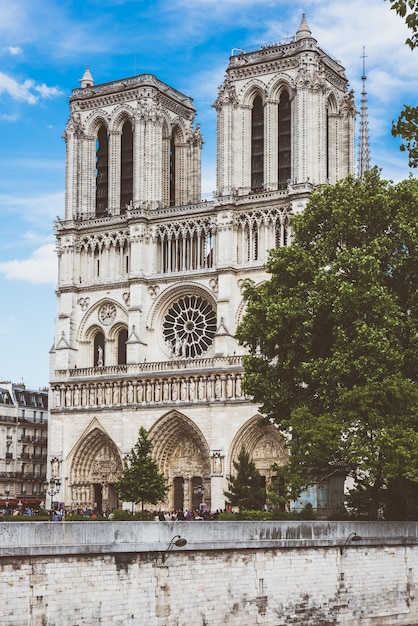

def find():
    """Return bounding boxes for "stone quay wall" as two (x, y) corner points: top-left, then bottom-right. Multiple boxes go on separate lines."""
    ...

(1, 520), (417, 626)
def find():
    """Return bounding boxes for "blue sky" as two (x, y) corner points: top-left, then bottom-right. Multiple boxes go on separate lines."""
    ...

(0, 0), (417, 390)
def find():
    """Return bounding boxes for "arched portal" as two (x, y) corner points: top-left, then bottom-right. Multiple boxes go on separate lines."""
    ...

(150, 411), (211, 512)
(69, 426), (123, 514)
(229, 416), (288, 487)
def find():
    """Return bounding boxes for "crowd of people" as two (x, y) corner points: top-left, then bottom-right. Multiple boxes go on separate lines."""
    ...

(0, 504), (226, 521)
(156, 509), (222, 521)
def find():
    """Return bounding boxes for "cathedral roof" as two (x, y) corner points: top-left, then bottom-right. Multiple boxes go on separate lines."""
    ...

(295, 13), (313, 41)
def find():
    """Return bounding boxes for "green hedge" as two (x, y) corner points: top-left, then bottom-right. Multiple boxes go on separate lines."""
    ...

(218, 505), (316, 521)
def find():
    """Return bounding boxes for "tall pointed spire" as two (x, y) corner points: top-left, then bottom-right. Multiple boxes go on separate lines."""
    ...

(358, 47), (371, 177)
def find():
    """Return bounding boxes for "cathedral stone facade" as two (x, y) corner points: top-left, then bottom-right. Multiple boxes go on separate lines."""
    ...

(49, 16), (355, 514)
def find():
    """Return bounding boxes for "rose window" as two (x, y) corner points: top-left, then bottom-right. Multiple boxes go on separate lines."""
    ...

(163, 295), (217, 358)
(98, 302), (116, 325)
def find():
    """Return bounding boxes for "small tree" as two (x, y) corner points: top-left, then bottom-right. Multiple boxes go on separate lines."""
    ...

(224, 447), (266, 511)
(115, 427), (169, 511)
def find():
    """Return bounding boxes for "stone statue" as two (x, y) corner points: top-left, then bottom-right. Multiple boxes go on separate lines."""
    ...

(198, 378), (206, 400)
(163, 380), (169, 401)
(97, 345), (103, 367)
(113, 383), (120, 404)
(226, 375), (233, 398)
(189, 378), (195, 400)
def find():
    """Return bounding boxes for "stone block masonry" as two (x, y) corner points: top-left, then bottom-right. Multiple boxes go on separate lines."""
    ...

(0, 521), (417, 626)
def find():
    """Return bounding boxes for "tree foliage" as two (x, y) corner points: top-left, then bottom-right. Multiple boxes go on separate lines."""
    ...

(386, 1), (418, 165)
(386, 0), (418, 49)
(224, 447), (266, 511)
(392, 105), (418, 168)
(236, 169), (418, 519)
(115, 427), (169, 511)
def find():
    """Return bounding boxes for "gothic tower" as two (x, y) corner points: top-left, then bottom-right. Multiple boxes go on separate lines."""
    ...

(49, 15), (355, 515)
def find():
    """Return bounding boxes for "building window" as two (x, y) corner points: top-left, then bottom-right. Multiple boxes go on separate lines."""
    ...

(120, 120), (133, 210)
(275, 214), (289, 248)
(278, 90), (291, 186)
(96, 125), (109, 215)
(117, 328), (128, 365)
(169, 132), (177, 206)
(251, 95), (264, 190)
(94, 332), (105, 367)
(163, 294), (217, 358)
(245, 223), (259, 261)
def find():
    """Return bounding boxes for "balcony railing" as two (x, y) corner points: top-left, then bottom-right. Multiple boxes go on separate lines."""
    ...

(0, 415), (17, 423)
(55, 355), (244, 380)
(0, 471), (45, 480)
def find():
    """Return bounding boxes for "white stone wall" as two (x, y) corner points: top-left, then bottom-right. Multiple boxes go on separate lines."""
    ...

(0, 521), (417, 626)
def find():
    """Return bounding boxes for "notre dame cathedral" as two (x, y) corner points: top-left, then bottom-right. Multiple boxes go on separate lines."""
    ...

(48, 15), (355, 515)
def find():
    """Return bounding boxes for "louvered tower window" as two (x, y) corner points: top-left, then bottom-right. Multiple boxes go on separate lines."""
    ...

(120, 120), (133, 211)
(169, 134), (176, 206)
(96, 125), (109, 215)
(278, 90), (291, 186)
(251, 95), (264, 191)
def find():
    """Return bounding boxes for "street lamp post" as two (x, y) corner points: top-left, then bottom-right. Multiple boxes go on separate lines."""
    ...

(43, 478), (61, 511)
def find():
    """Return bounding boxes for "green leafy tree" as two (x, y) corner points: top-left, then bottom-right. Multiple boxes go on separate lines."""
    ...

(115, 427), (169, 511)
(224, 446), (266, 511)
(386, 1), (418, 49)
(386, 1), (418, 165)
(236, 169), (418, 520)
(392, 105), (418, 168)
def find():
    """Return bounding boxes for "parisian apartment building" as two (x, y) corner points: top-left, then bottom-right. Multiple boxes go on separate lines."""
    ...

(0, 382), (48, 510)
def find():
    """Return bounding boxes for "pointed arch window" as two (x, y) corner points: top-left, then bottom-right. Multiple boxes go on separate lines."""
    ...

(244, 223), (259, 261)
(94, 331), (105, 367)
(278, 90), (291, 186)
(96, 125), (109, 216)
(120, 120), (133, 211)
(117, 328), (128, 365)
(251, 95), (264, 191)
(275, 214), (289, 248)
(326, 96), (337, 183)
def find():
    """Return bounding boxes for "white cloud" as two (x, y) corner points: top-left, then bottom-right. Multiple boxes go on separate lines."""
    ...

(3, 46), (22, 56)
(0, 71), (62, 104)
(34, 83), (63, 99)
(0, 190), (64, 226)
(0, 112), (18, 121)
(0, 244), (57, 285)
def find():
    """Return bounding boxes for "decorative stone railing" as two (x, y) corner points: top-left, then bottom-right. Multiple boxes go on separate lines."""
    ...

(51, 358), (247, 409)
(55, 355), (244, 379)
